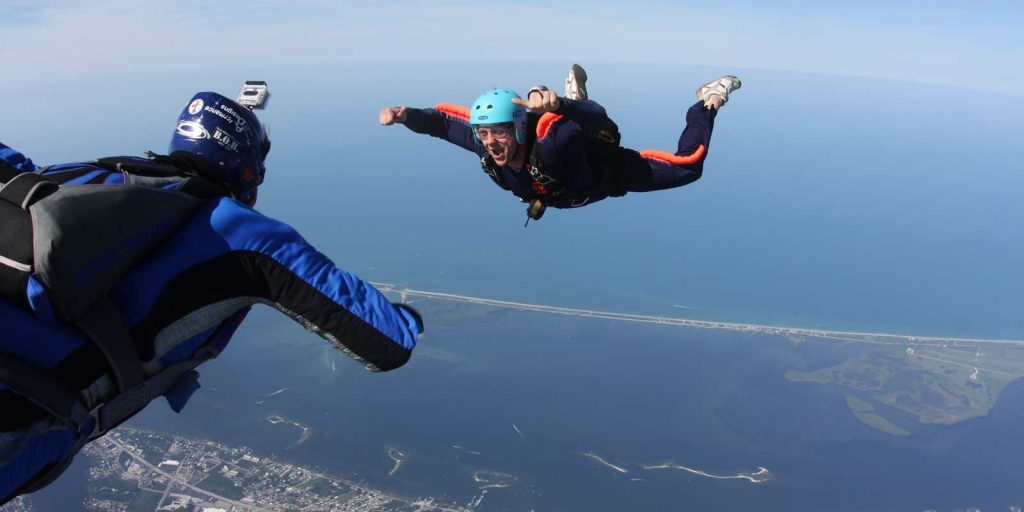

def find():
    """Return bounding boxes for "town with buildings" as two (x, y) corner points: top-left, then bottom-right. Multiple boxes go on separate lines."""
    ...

(77, 428), (467, 512)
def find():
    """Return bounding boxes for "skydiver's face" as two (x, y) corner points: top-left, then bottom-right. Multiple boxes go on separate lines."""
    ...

(476, 123), (517, 166)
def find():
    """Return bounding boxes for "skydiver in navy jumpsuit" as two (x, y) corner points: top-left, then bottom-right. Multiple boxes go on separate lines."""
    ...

(380, 66), (741, 217)
(0, 88), (423, 504)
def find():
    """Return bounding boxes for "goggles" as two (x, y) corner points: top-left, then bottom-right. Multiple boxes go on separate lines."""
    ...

(475, 123), (515, 141)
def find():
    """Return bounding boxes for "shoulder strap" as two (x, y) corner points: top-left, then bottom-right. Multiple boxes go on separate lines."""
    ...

(0, 165), (18, 185)
(479, 155), (510, 191)
(75, 298), (144, 393)
(95, 156), (180, 176)
(95, 155), (225, 200)
(0, 172), (58, 210)
(526, 142), (556, 185)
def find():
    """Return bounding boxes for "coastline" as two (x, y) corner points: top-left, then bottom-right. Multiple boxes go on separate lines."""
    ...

(374, 284), (1024, 346)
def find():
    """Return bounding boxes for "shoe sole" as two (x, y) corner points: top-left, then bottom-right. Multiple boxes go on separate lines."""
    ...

(570, 64), (588, 83)
(696, 75), (741, 103)
(567, 64), (588, 100)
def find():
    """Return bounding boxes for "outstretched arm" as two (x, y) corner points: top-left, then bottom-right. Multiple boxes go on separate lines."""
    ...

(0, 198), (424, 505)
(379, 104), (478, 153)
(115, 197), (423, 372)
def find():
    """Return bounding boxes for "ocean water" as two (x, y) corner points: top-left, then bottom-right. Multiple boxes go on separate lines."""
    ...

(117, 303), (1024, 511)
(25, 456), (89, 511)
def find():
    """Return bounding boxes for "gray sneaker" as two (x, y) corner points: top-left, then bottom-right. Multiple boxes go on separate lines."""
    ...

(565, 63), (588, 101)
(696, 75), (741, 105)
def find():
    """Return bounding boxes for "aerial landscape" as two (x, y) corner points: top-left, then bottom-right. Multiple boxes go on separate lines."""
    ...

(2, 2), (1022, 511)
(13, 291), (1024, 511)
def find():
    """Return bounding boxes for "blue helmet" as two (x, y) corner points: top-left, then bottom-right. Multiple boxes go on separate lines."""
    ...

(169, 92), (270, 203)
(470, 89), (527, 144)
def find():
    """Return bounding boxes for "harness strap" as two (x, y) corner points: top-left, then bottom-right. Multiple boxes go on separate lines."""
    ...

(8, 348), (214, 499)
(0, 173), (58, 210)
(91, 346), (217, 436)
(0, 341), (220, 499)
(0, 352), (91, 429)
(0, 162), (21, 185)
(481, 119), (626, 217)
(479, 155), (510, 190)
(74, 298), (144, 393)
(0, 352), (93, 500)
(527, 145), (562, 189)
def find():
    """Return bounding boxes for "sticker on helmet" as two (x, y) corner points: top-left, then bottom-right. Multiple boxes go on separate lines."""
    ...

(213, 127), (240, 152)
(202, 104), (253, 137)
(188, 99), (204, 115)
(176, 120), (209, 139)
(220, 104), (249, 134)
(203, 106), (232, 123)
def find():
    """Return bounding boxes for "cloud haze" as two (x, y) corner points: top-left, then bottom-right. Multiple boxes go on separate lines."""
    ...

(2, 0), (1021, 96)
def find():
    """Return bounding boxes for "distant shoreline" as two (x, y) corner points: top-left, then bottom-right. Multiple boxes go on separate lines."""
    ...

(374, 283), (1024, 346)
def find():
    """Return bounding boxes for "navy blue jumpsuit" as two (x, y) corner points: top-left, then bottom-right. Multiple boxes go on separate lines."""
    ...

(402, 98), (717, 208)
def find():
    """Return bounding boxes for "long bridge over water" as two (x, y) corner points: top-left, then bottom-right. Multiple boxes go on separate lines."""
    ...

(372, 283), (1024, 348)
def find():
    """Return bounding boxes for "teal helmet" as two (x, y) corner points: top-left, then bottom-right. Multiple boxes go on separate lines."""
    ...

(470, 89), (527, 144)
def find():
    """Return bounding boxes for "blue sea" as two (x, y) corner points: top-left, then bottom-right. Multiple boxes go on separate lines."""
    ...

(2, 62), (1022, 510)
(123, 304), (1024, 510)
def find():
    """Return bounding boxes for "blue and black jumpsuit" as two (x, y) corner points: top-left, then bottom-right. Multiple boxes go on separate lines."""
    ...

(401, 97), (717, 207)
(0, 142), (422, 503)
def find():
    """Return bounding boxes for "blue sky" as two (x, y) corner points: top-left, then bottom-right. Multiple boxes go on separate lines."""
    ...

(2, 0), (1022, 96)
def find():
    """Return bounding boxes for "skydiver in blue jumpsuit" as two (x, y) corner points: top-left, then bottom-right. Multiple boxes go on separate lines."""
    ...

(379, 65), (741, 221)
(0, 86), (423, 504)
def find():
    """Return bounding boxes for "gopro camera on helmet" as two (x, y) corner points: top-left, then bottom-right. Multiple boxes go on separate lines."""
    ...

(237, 81), (270, 110)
